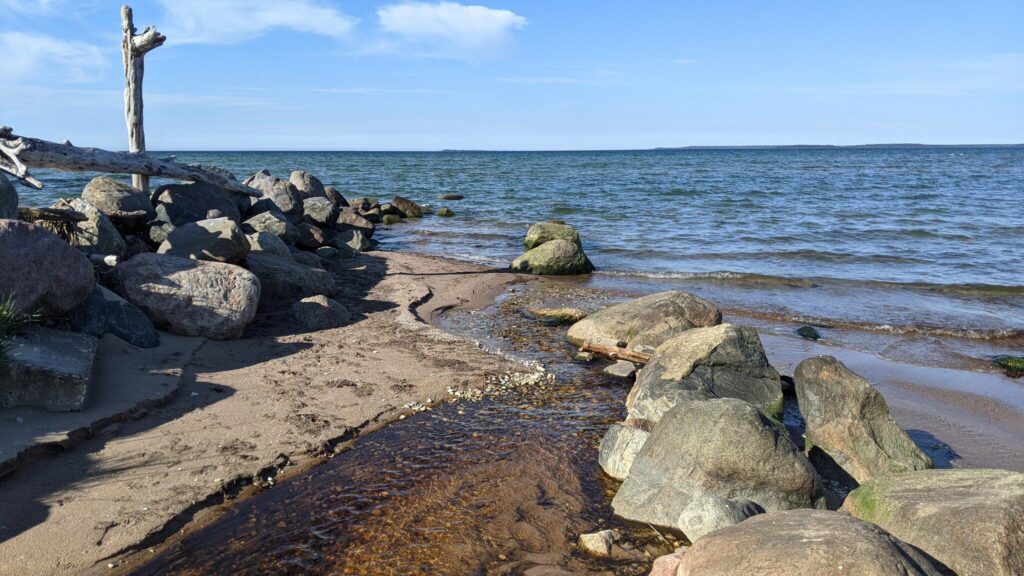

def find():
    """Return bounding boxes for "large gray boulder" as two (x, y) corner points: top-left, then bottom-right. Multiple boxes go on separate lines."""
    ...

(153, 182), (241, 227)
(332, 228), (372, 252)
(245, 170), (304, 222)
(81, 176), (154, 228)
(598, 422), (650, 481)
(675, 509), (948, 576)
(0, 327), (97, 411)
(291, 295), (352, 330)
(246, 231), (293, 260)
(243, 210), (299, 246)
(324, 186), (348, 207)
(0, 220), (95, 316)
(303, 196), (336, 226)
(841, 469), (1024, 576)
(336, 208), (375, 238)
(110, 253), (260, 340)
(510, 239), (594, 275)
(53, 197), (127, 258)
(627, 324), (783, 422)
(566, 290), (721, 350)
(243, 252), (334, 310)
(0, 173), (17, 219)
(795, 356), (931, 483)
(289, 170), (326, 199)
(67, 285), (159, 348)
(524, 221), (581, 249)
(392, 195), (424, 218)
(611, 398), (823, 534)
(157, 217), (250, 264)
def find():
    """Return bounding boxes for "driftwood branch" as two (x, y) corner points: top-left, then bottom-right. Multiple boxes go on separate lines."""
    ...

(122, 5), (165, 194)
(18, 206), (88, 223)
(581, 342), (652, 364)
(0, 128), (261, 197)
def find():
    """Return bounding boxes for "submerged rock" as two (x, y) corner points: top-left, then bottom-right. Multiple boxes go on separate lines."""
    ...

(438, 193), (464, 201)
(0, 220), (95, 317)
(566, 290), (721, 350)
(510, 239), (594, 275)
(525, 307), (587, 325)
(795, 356), (931, 483)
(598, 422), (649, 481)
(628, 324), (783, 423)
(158, 217), (251, 264)
(841, 468), (1024, 576)
(67, 285), (159, 348)
(524, 221), (581, 249)
(0, 327), (97, 411)
(675, 509), (948, 576)
(436, 207), (454, 217)
(111, 253), (259, 340)
(381, 214), (402, 225)
(611, 398), (823, 534)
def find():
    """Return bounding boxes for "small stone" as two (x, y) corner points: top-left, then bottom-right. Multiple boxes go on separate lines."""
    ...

(603, 360), (636, 379)
(796, 325), (822, 340)
(578, 529), (619, 558)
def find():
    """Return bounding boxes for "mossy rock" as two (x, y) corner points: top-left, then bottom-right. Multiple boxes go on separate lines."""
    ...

(510, 239), (594, 276)
(796, 325), (822, 340)
(436, 207), (454, 217)
(994, 356), (1024, 377)
(438, 194), (464, 201)
(382, 214), (402, 225)
(524, 222), (581, 249)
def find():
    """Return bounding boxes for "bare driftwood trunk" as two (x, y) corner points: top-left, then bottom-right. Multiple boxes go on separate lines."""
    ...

(580, 342), (652, 364)
(121, 5), (165, 195)
(0, 127), (260, 197)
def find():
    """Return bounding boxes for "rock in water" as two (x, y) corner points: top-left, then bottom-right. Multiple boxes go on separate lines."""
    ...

(577, 530), (619, 558)
(526, 307), (587, 325)
(627, 324), (783, 423)
(158, 217), (251, 264)
(611, 398), (823, 534)
(438, 193), (464, 200)
(841, 469), (1024, 576)
(598, 422), (649, 480)
(524, 221), (581, 249)
(291, 295), (352, 330)
(436, 207), (454, 217)
(67, 285), (159, 348)
(153, 182), (241, 227)
(111, 253), (260, 340)
(0, 173), (18, 219)
(246, 231), (293, 260)
(795, 356), (931, 483)
(566, 290), (721, 350)
(336, 208), (376, 238)
(392, 195), (424, 218)
(0, 220), (95, 316)
(243, 210), (299, 245)
(244, 252), (334, 310)
(796, 325), (822, 340)
(53, 197), (127, 258)
(604, 360), (637, 379)
(302, 196), (336, 226)
(381, 214), (402, 225)
(674, 509), (948, 576)
(995, 355), (1024, 377)
(245, 170), (304, 222)
(0, 327), (97, 411)
(510, 239), (594, 275)
(289, 170), (326, 199)
(81, 176), (155, 226)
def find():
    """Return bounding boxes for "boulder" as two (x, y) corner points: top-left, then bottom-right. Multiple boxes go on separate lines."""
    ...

(0, 220), (95, 316)
(244, 252), (334, 310)
(380, 202), (402, 216)
(566, 290), (721, 350)
(110, 253), (259, 340)
(604, 360), (637, 379)
(243, 210), (299, 245)
(336, 208), (375, 238)
(577, 529), (619, 558)
(611, 399), (823, 533)
(349, 197), (379, 212)
(0, 327), (97, 411)
(246, 231), (293, 260)
(303, 196), (336, 226)
(67, 285), (160, 348)
(841, 469), (1024, 576)
(677, 493), (763, 542)
(524, 221), (581, 249)
(381, 214), (402, 225)
(510, 239), (594, 275)
(296, 222), (328, 250)
(649, 549), (686, 576)
(245, 170), (304, 222)
(333, 228), (372, 252)
(158, 217), (250, 264)
(324, 186), (348, 207)
(392, 195), (424, 218)
(995, 355), (1024, 377)
(362, 206), (382, 223)
(598, 422), (650, 481)
(795, 356), (932, 483)
(52, 197), (127, 258)
(290, 248), (325, 269)
(289, 170), (326, 199)
(0, 173), (18, 219)
(291, 295), (352, 330)
(674, 509), (948, 576)
(187, 163), (237, 182)
(153, 182), (241, 227)
(436, 207), (454, 217)
(628, 324), (783, 422)
(81, 176), (154, 228)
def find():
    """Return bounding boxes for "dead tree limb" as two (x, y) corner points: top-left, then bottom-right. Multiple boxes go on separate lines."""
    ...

(0, 128), (261, 197)
(121, 5), (165, 195)
(580, 342), (652, 364)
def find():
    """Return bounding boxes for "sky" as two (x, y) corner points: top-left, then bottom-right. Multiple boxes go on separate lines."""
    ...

(2, 0), (1023, 150)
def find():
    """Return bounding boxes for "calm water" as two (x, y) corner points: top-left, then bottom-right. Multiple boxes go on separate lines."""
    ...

(22, 147), (1024, 342)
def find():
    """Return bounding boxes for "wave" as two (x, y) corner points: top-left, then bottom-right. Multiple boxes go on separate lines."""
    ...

(593, 248), (932, 265)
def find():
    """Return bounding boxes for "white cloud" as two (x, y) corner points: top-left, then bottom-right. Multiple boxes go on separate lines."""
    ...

(377, 1), (526, 56)
(0, 0), (58, 14)
(157, 0), (357, 45)
(0, 32), (107, 82)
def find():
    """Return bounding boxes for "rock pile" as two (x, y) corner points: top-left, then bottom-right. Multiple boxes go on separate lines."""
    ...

(511, 221), (593, 275)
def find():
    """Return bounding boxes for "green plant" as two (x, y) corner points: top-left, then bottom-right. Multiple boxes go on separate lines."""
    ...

(0, 296), (38, 364)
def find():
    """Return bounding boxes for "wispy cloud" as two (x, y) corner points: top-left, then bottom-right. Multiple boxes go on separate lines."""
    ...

(0, 31), (107, 82)
(157, 0), (357, 45)
(376, 1), (526, 58)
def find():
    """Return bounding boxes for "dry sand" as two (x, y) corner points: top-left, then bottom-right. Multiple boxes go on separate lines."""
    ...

(0, 250), (524, 576)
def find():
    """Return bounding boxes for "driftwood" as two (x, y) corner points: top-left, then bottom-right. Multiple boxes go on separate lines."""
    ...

(17, 206), (88, 223)
(121, 5), (164, 194)
(580, 342), (652, 364)
(0, 127), (261, 197)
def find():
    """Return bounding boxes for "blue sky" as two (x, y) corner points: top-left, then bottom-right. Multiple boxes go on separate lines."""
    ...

(3, 0), (1022, 150)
